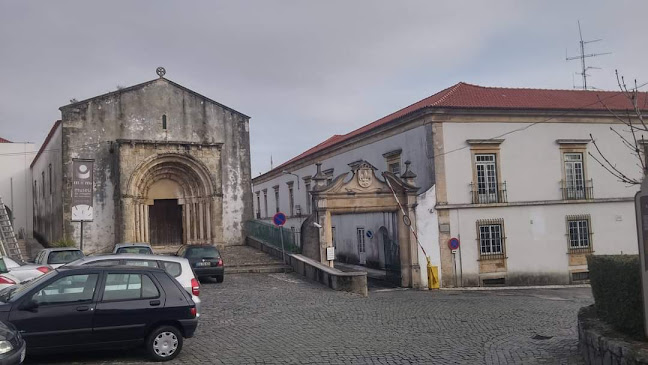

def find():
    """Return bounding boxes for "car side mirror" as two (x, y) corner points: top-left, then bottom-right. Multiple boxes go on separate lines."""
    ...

(20, 299), (38, 313)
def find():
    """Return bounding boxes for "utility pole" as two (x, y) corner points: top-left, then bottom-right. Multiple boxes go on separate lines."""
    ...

(566, 21), (611, 90)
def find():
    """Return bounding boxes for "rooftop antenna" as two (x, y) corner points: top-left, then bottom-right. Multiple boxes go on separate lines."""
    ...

(566, 21), (611, 90)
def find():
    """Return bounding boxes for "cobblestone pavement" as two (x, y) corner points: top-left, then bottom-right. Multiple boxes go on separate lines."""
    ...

(26, 273), (592, 365)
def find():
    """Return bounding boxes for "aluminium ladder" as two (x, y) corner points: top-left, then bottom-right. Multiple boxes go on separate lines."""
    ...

(0, 196), (23, 261)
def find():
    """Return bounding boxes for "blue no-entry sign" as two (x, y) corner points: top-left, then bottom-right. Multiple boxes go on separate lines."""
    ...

(448, 237), (460, 250)
(273, 212), (287, 227)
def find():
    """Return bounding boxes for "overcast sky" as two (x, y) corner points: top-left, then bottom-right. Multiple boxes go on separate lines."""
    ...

(1, 1), (646, 176)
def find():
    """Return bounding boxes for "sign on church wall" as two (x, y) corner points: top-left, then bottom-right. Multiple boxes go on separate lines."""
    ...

(71, 159), (94, 222)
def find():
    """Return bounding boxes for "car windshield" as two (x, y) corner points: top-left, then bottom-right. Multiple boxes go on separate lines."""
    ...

(48, 250), (84, 265)
(186, 247), (220, 259)
(0, 259), (7, 274)
(117, 247), (153, 254)
(0, 270), (57, 302)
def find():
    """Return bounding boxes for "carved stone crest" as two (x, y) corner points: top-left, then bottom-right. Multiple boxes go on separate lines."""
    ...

(357, 167), (372, 188)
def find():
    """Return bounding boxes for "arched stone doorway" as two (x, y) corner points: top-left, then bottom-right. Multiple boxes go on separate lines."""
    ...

(117, 141), (223, 247)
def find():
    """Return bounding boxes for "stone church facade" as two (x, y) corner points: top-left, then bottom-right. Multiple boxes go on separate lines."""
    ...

(32, 72), (252, 253)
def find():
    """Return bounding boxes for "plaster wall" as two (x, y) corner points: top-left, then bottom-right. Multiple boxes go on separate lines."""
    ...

(0, 142), (36, 239)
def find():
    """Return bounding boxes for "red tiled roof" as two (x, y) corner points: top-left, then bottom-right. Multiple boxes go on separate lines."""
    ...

(260, 82), (648, 179)
(275, 135), (345, 171)
(0, 137), (11, 143)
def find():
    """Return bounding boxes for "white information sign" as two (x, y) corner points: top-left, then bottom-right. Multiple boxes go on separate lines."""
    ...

(326, 247), (335, 261)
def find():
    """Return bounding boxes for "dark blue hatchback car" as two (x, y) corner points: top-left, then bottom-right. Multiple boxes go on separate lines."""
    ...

(0, 265), (198, 362)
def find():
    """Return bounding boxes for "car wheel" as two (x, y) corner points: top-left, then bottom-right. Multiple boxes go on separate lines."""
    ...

(146, 325), (183, 362)
(215, 275), (224, 283)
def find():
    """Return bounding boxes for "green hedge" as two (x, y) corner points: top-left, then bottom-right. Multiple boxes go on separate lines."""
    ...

(587, 255), (644, 338)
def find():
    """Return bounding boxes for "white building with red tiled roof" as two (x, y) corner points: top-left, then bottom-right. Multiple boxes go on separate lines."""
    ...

(0, 137), (36, 241)
(252, 83), (645, 288)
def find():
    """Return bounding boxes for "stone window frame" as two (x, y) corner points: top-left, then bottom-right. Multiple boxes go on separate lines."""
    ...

(302, 176), (312, 214)
(41, 171), (45, 198)
(323, 168), (334, 185)
(356, 227), (366, 254)
(566, 214), (593, 253)
(162, 114), (167, 130)
(255, 191), (261, 219)
(639, 140), (648, 170)
(468, 140), (504, 204)
(287, 181), (295, 216)
(556, 140), (591, 200)
(262, 189), (268, 218)
(383, 149), (402, 176)
(476, 218), (507, 261)
(273, 185), (280, 214)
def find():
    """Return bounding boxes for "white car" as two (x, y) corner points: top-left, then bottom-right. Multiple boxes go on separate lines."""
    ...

(33, 248), (85, 269)
(67, 253), (202, 316)
(0, 256), (51, 290)
(113, 243), (154, 255)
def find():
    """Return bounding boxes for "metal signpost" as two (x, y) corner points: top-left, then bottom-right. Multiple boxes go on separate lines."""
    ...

(273, 212), (287, 263)
(635, 180), (648, 338)
(71, 159), (94, 251)
(448, 237), (460, 287)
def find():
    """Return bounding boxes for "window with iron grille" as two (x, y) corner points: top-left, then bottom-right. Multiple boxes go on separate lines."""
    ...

(305, 182), (311, 214)
(256, 193), (261, 219)
(475, 154), (498, 203)
(477, 219), (505, 259)
(324, 168), (334, 186)
(356, 227), (366, 253)
(263, 191), (268, 217)
(383, 149), (402, 176)
(567, 215), (592, 251)
(564, 153), (585, 199)
(388, 162), (401, 175)
(288, 185), (294, 216)
(274, 187), (280, 213)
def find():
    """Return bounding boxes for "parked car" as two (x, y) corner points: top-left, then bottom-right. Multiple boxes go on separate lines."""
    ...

(176, 245), (224, 283)
(0, 320), (25, 364)
(0, 265), (198, 361)
(1, 257), (51, 285)
(33, 248), (84, 269)
(113, 243), (154, 255)
(67, 254), (201, 316)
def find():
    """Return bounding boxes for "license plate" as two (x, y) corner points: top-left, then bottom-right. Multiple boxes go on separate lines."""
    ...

(20, 346), (26, 362)
(196, 262), (210, 267)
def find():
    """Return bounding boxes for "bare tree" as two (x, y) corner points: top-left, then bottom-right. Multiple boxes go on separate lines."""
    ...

(590, 70), (648, 185)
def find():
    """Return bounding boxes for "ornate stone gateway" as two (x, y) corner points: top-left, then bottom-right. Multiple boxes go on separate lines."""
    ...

(309, 160), (422, 288)
(117, 140), (223, 246)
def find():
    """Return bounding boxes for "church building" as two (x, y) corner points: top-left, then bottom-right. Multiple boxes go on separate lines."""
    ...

(31, 68), (252, 253)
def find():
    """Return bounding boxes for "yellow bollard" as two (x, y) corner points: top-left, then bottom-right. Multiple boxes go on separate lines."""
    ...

(427, 257), (439, 289)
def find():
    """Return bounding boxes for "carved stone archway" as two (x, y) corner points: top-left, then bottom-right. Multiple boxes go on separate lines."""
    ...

(310, 160), (422, 288)
(117, 140), (223, 246)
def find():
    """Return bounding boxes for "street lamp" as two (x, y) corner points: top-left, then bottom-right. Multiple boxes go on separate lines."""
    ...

(282, 170), (300, 190)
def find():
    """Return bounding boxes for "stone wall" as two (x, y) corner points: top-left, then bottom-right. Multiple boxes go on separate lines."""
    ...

(247, 236), (368, 296)
(36, 77), (253, 252)
(578, 305), (648, 365)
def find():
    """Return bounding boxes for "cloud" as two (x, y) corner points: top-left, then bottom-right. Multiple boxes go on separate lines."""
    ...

(0, 1), (646, 176)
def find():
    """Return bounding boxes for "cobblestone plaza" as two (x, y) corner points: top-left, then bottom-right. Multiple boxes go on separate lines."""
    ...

(27, 273), (592, 365)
